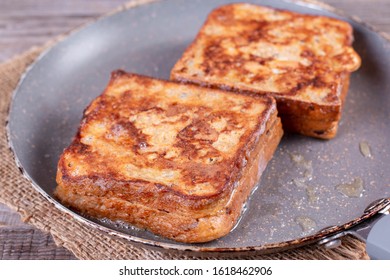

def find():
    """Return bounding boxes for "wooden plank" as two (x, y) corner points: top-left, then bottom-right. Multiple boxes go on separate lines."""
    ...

(0, 204), (76, 259)
(320, 0), (390, 30)
(0, 204), (24, 226)
(0, 0), (128, 16)
(0, 226), (77, 260)
(0, 0), (130, 63)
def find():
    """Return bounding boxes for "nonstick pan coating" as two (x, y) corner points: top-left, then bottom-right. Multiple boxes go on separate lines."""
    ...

(7, 0), (390, 253)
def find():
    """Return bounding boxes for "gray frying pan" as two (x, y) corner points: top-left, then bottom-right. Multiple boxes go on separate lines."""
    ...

(6, 0), (390, 258)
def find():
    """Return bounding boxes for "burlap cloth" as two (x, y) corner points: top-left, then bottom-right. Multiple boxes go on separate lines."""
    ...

(0, 0), (370, 260)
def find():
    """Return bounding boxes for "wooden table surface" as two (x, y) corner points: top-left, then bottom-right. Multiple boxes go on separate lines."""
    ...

(1, 0), (389, 260)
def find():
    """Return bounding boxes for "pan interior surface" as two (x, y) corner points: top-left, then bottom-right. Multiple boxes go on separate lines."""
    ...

(7, 0), (390, 251)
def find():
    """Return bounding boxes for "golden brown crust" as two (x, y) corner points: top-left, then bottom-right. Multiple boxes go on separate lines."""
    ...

(170, 3), (361, 139)
(55, 71), (283, 243)
(276, 73), (350, 138)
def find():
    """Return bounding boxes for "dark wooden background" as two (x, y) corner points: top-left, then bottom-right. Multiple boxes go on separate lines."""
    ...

(1, 0), (389, 259)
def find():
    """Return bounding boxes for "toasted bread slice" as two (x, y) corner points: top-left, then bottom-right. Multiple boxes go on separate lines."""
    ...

(171, 4), (361, 139)
(55, 71), (283, 243)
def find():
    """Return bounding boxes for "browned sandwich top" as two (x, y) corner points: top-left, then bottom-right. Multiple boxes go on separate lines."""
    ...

(171, 3), (361, 106)
(57, 70), (277, 199)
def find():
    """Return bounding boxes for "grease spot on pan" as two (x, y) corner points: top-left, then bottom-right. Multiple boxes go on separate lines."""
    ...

(359, 141), (373, 159)
(289, 152), (313, 181)
(335, 177), (365, 198)
(295, 216), (317, 233)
